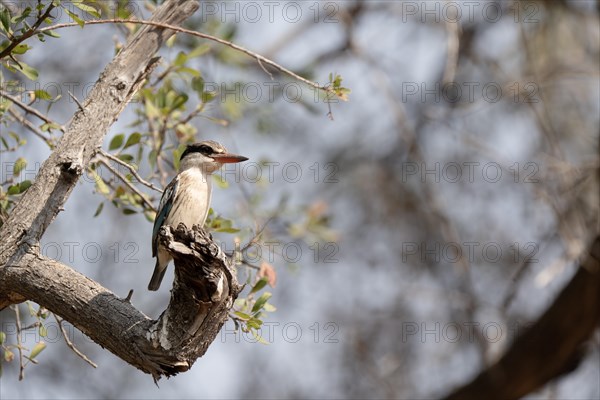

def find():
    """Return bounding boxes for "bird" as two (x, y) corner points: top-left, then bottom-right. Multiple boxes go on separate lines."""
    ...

(148, 140), (248, 291)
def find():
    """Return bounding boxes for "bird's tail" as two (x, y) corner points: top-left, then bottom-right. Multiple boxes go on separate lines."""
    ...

(148, 261), (167, 291)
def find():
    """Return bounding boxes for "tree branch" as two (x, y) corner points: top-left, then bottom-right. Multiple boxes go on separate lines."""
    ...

(36, 19), (334, 96)
(443, 235), (600, 400)
(98, 149), (163, 194)
(0, 225), (240, 380)
(0, 90), (66, 131)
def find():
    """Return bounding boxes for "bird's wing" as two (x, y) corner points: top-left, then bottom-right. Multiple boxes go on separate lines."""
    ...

(152, 176), (178, 257)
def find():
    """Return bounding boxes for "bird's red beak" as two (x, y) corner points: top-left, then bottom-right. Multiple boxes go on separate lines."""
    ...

(212, 153), (249, 163)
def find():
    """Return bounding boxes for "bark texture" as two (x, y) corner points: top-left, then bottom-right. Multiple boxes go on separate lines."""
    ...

(0, 0), (242, 380)
(1, 225), (240, 378)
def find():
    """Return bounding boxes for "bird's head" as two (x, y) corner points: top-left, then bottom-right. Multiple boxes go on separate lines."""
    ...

(179, 140), (248, 173)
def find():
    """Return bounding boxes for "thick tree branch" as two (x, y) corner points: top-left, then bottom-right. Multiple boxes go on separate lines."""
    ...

(0, 225), (240, 380)
(443, 235), (600, 400)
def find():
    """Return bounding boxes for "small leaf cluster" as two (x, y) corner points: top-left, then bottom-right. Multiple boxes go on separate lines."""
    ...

(1, 1), (101, 80)
(231, 277), (277, 344)
(0, 302), (50, 379)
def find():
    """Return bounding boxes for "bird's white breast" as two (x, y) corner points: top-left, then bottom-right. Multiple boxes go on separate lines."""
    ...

(165, 168), (212, 231)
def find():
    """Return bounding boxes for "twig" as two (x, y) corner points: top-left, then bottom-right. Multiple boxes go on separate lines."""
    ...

(68, 90), (85, 113)
(239, 259), (260, 270)
(240, 215), (275, 253)
(0, 90), (66, 132)
(21, 321), (41, 331)
(11, 304), (25, 380)
(7, 108), (53, 145)
(53, 314), (97, 368)
(99, 149), (163, 194)
(36, 19), (334, 96)
(256, 57), (274, 81)
(97, 158), (156, 211)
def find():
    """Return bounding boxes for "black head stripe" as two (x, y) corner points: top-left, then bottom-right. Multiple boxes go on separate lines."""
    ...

(180, 143), (214, 160)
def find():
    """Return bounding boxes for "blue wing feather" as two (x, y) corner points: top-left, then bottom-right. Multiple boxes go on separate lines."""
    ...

(152, 176), (178, 257)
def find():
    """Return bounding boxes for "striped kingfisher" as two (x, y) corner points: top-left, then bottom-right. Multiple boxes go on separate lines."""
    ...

(148, 140), (248, 291)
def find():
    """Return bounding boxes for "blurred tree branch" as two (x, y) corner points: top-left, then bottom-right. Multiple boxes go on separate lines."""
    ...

(444, 235), (600, 400)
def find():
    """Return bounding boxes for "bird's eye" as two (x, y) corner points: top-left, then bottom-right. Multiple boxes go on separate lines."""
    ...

(199, 145), (212, 155)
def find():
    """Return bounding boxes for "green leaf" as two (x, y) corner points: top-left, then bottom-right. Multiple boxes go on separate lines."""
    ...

(13, 157), (26, 176)
(4, 349), (14, 362)
(191, 76), (205, 95)
(252, 292), (272, 314)
(7, 184), (19, 195)
(8, 131), (23, 145)
(123, 132), (141, 149)
(115, 4), (132, 19)
(73, 1), (100, 18)
(0, 331), (5, 345)
(39, 325), (47, 337)
(247, 317), (263, 329)
(12, 44), (31, 55)
(250, 330), (269, 345)
(42, 30), (60, 38)
(19, 180), (31, 192)
(0, 8), (10, 34)
(93, 202), (104, 217)
(34, 89), (52, 101)
(177, 67), (200, 77)
(40, 122), (61, 132)
(117, 154), (134, 163)
(109, 134), (124, 150)
(29, 341), (46, 359)
(188, 44), (210, 58)
(263, 303), (277, 312)
(173, 144), (186, 170)
(15, 62), (38, 81)
(169, 93), (188, 112)
(174, 51), (188, 67)
(64, 8), (84, 28)
(122, 208), (136, 215)
(12, 6), (30, 23)
(201, 90), (216, 104)
(234, 311), (251, 321)
(144, 210), (155, 223)
(90, 170), (109, 195)
(215, 227), (241, 233)
(249, 277), (268, 295)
